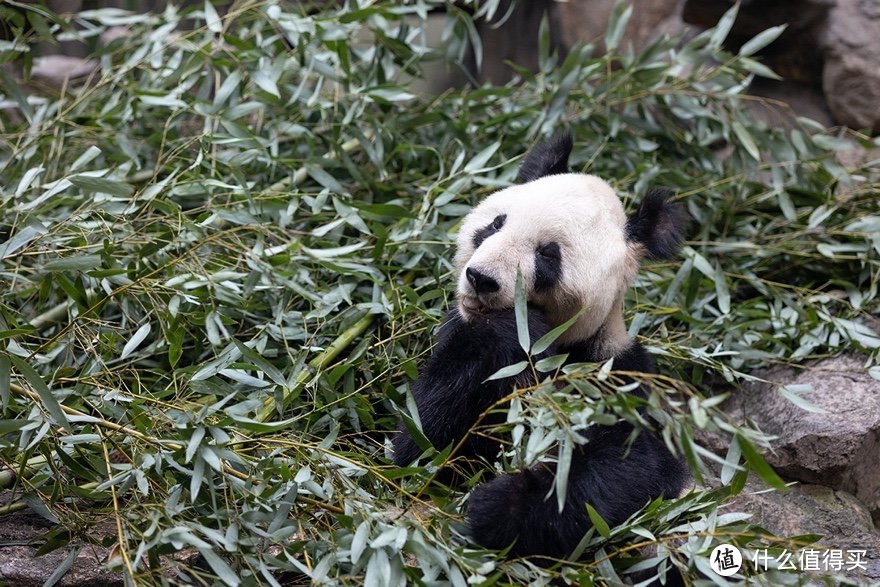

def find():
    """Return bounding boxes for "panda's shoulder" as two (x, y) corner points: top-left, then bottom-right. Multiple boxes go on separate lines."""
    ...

(560, 336), (657, 374)
(609, 341), (657, 374)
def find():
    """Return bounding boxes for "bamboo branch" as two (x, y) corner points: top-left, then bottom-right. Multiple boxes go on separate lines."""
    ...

(26, 133), (372, 333)
(256, 312), (376, 422)
(4, 382), (252, 484)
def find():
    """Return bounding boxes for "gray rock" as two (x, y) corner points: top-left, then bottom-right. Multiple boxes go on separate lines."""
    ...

(732, 482), (880, 582)
(821, 0), (880, 131)
(0, 498), (121, 587)
(0, 545), (121, 587)
(726, 354), (880, 526)
(683, 0), (834, 83)
(557, 0), (688, 55)
(677, 0), (880, 132)
(822, 52), (880, 132)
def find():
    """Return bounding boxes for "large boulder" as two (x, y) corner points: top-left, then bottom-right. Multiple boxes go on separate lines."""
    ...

(733, 482), (880, 582)
(821, 0), (880, 132)
(725, 354), (880, 525)
(557, 0), (688, 54)
(682, 0), (834, 82)
(0, 495), (120, 587)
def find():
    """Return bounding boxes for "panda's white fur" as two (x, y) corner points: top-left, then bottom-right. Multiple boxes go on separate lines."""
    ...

(393, 134), (691, 563)
(454, 173), (641, 354)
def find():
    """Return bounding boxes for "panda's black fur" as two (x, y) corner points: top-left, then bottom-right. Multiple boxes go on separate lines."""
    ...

(393, 135), (691, 562)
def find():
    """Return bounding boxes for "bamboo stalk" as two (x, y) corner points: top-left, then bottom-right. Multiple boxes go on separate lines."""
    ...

(0, 455), (48, 490)
(256, 312), (376, 422)
(254, 265), (408, 422)
(0, 499), (27, 515)
(29, 300), (74, 330)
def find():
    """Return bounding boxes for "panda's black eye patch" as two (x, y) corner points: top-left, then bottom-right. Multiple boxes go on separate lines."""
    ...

(537, 242), (561, 260)
(534, 242), (562, 291)
(472, 214), (507, 249)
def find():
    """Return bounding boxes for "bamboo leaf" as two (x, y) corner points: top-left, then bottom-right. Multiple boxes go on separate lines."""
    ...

(0, 67), (33, 121)
(555, 434), (574, 513)
(739, 24), (787, 56)
(69, 175), (134, 197)
(605, 1), (633, 52)
(198, 547), (240, 587)
(0, 355), (9, 410)
(204, 0), (222, 33)
(732, 121), (760, 161)
(709, 2), (739, 49)
(585, 502), (611, 538)
(532, 309), (587, 355)
(485, 361), (529, 382)
(720, 437), (742, 486)
(737, 433), (786, 490)
(8, 355), (71, 432)
(535, 353), (568, 373)
(464, 141), (500, 173)
(120, 322), (151, 360)
(514, 269), (530, 354)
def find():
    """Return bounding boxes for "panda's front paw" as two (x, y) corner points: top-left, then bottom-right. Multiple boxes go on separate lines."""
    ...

(467, 471), (542, 552)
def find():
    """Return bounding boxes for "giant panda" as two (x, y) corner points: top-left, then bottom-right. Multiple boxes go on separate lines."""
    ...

(393, 134), (691, 560)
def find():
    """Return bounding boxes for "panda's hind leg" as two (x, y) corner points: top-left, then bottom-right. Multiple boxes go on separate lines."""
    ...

(467, 428), (689, 559)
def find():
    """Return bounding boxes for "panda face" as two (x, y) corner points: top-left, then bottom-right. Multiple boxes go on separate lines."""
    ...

(454, 173), (640, 345)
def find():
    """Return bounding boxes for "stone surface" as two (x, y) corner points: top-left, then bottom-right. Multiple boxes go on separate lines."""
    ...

(555, 0), (839, 127)
(678, 0), (880, 132)
(822, 0), (880, 132)
(557, 0), (688, 54)
(476, 0), (563, 84)
(683, 0), (833, 83)
(746, 78), (834, 129)
(0, 494), (121, 587)
(0, 545), (121, 587)
(733, 481), (880, 582)
(725, 354), (880, 525)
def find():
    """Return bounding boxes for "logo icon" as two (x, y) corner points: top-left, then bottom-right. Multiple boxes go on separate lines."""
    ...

(709, 543), (742, 576)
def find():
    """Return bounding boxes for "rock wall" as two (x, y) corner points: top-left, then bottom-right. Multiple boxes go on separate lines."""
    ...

(728, 354), (880, 526)
(720, 354), (880, 582)
(557, 0), (688, 55)
(821, 0), (880, 132)
(481, 0), (880, 133)
(733, 481), (880, 582)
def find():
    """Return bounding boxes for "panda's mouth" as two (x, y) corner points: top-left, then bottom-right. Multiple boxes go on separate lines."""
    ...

(459, 294), (489, 315)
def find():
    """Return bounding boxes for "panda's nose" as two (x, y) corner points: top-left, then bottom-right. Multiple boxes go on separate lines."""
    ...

(466, 267), (499, 294)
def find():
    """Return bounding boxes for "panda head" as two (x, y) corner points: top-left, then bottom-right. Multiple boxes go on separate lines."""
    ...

(454, 134), (688, 348)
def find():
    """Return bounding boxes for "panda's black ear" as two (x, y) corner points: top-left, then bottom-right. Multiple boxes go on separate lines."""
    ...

(517, 133), (572, 183)
(625, 188), (689, 260)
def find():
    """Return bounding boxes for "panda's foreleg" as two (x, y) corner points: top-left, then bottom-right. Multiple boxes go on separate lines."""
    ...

(467, 428), (688, 558)
(392, 307), (551, 467)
